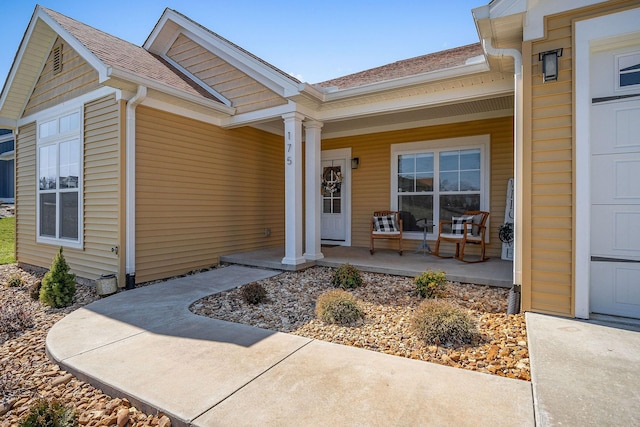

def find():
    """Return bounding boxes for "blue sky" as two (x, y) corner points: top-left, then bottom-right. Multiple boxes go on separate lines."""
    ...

(0, 1), (486, 85)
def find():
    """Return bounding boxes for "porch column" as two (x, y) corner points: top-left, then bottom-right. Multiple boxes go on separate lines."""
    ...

(304, 120), (324, 261)
(282, 112), (306, 265)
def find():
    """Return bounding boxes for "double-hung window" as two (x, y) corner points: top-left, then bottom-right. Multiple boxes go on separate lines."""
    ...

(391, 135), (489, 238)
(37, 110), (82, 247)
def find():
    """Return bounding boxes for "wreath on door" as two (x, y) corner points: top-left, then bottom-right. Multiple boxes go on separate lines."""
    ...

(321, 167), (343, 194)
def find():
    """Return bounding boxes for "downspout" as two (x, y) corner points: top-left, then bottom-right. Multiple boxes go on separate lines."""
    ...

(125, 86), (147, 289)
(482, 39), (523, 288)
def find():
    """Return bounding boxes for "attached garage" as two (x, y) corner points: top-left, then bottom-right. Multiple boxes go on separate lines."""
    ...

(575, 6), (640, 319)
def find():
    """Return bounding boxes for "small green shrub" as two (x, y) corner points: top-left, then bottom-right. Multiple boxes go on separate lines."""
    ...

(241, 282), (267, 305)
(18, 398), (78, 427)
(40, 247), (76, 308)
(315, 289), (363, 325)
(331, 263), (363, 289)
(411, 299), (477, 346)
(5, 273), (24, 288)
(415, 270), (447, 298)
(29, 281), (42, 301)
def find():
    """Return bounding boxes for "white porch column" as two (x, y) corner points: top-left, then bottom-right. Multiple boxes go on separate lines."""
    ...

(304, 120), (324, 261)
(282, 112), (306, 265)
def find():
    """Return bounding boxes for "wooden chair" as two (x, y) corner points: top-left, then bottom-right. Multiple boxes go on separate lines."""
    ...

(370, 211), (403, 255)
(433, 210), (489, 263)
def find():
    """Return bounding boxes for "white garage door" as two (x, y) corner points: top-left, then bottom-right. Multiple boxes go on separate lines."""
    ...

(589, 45), (640, 319)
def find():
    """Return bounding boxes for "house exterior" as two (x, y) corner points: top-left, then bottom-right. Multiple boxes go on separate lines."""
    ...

(0, 129), (14, 202)
(0, 1), (638, 320)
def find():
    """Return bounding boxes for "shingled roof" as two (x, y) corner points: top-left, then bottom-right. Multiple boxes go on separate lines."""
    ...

(314, 43), (484, 90)
(41, 7), (221, 103)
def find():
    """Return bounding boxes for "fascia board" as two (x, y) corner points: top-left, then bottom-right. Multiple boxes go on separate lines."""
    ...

(153, 10), (300, 98)
(221, 101), (317, 128)
(37, 9), (110, 82)
(317, 78), (513, 122)
(107, 68), (236, 115)
(323, 61), (490, 101)
(160, 55), (232, 107)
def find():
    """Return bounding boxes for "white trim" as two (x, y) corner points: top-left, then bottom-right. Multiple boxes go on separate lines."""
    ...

(35, 107), (84, 250)
(523, 0), (607, 41)
(390, 135), (490, 241)
(575, 7), (640, 320)
(141, 97), (224, 127)
(18, 87), (120, 127)
(321, 148), (352, 247)
(158, 54), (232, 107)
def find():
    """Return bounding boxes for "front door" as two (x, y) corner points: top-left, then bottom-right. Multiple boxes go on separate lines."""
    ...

(321, 159), (346, 242)
(589, 44), (640, 319)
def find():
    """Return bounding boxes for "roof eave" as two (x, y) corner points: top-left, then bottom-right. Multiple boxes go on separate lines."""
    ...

(107, 68), (236, 115)
(323, 60), (490, 101)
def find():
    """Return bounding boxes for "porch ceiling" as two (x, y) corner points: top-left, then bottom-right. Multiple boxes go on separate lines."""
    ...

(252, 94), (514, 139)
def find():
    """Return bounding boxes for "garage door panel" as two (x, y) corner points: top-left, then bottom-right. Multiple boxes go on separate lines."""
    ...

(591, 262), (640, 318)
(591, 99), (640, 154)
(591, 154), (640, 204)
(591, 206), (640, 260)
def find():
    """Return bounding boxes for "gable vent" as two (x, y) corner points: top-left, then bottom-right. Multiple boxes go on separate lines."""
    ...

(52, 44), (62, 74)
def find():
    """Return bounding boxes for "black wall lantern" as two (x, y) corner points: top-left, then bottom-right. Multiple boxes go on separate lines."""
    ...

(351, 157), (360, 169)
(539, 48), (563, 82)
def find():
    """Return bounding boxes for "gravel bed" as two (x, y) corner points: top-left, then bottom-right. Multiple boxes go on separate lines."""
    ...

(0, 264), (170, 426)
(191, 266), (530, 381)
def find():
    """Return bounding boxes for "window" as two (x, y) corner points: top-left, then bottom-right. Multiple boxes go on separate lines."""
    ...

(617, 52), (640, 89)
(37, 110), (82, 247)
(391, 136), (489, 237)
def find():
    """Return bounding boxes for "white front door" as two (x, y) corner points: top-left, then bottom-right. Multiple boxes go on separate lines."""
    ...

(589, 44), (640, 319)
(321, 149), (351, 245)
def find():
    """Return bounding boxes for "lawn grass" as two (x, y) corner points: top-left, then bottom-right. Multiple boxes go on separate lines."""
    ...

(0, 216), (16, 264)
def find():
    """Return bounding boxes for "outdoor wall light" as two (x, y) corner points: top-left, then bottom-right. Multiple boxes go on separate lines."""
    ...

(351, 157), (360, 169)
(539, 48), (563, 82)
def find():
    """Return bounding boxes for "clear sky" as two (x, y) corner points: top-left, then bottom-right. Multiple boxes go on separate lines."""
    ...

(0, 1), (486, 85)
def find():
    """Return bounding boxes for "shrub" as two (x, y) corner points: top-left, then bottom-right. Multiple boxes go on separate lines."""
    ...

(331, 263), (362, 289)
(315, 289), (363, 325)
(18, 398), (78, 427)
(5, 273), (24, 288)
(40, 247), (76, 308)
(29, 281), (42, 301)
(0, 300), (35, 342)
(241, 282), (267, 305)
(415, 270), (447, 299)
(411, 299), (476, 346)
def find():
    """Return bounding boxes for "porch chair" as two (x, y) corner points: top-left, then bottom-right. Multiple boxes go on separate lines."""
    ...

(433, 210), (489, 263)
(370, 211), (403, 255)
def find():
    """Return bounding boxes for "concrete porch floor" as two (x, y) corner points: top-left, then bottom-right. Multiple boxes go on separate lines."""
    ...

(220, 245), (513, 287)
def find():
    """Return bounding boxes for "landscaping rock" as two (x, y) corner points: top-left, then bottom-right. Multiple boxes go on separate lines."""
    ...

(191, 266), (531, 381)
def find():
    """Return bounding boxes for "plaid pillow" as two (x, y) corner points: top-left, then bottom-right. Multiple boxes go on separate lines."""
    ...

(373, 215), (398, 232)
(451, 215), (474, 235)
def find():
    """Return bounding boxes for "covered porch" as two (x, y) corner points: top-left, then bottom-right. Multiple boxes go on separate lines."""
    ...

(221, 246), (513, 288)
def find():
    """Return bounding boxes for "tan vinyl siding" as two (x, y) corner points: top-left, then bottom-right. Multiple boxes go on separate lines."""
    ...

(135, 106), (284, 283)
(15, 95), (122, 282)
(23, 38), (99, 117)
(523, 0), (638, 317)
(166, 34), (287, 114)
(321, 116), (513, 257)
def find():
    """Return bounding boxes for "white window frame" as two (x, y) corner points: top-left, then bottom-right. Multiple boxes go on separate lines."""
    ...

(36, 108), (84, 249)
(391, 135), (490, 240)
(615, 51), (640, 91)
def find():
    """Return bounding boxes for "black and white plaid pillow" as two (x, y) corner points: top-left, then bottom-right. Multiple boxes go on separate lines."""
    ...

(373, 215), (398, 232)
(451, 215), (474, 235)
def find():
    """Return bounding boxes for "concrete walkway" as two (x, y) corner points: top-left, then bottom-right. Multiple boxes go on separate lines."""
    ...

(45, 265), (638, 426)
